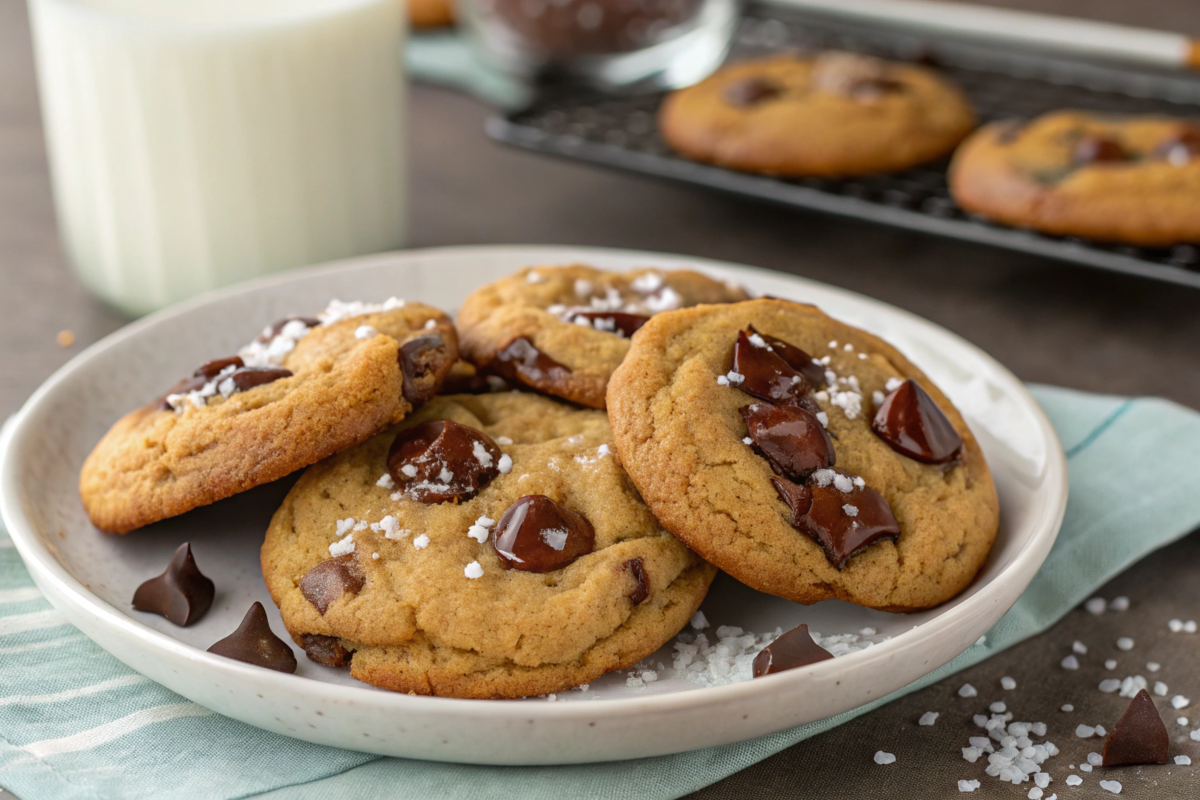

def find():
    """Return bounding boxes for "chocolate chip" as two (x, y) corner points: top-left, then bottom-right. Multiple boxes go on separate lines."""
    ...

(298, 555), (365, 615)
(771, 475), (813, 520)
(206, 602), (297, 673)
(491, 337), (572, 394)
(387, 419), (502, 504)
(493, 494), (595, 572)
(557, 308), (651, 338)
(257, 316), (319, 343)
(723, 77), (784, 107)
(301, 633), (353, 668)
(1103, 689), (1170, 766)
(195, 356), (244, 379)
(788, 470), (901, 569)
(752, 623), (834, 677)
(131, 543), (214, 627)
(1074, 134), (1128, 165)
(399, 334), (447, 405)
(226, 366), (293, 392)
(871, 379), (963, 464)
(732, 329), (818, 410)
(741, 402), (834, 481)
(623, 557), (650, 605)
(748, 327), (826, 387)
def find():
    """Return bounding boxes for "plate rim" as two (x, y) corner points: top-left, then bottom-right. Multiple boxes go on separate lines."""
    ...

(0, 245), (1068, 740)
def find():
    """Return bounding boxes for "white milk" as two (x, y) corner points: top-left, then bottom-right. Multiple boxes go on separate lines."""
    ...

(28, 0), (407, 315)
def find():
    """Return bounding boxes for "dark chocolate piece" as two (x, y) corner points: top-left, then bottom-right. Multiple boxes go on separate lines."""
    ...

(257, 316), (319, 343)
(793, 471), (901, 569)
(399, 334), (447, 405)
(752, 623), (834, 677)
(732, 329), (817, 411)
(871, 379), (963, 464)
(1074, 134), (1128, 165)
(741, 402), (835, 481)
(207, 602), (297, 673)
(442, 370), (508, 394)
(771, 476), (813, 521)
(131, 543), (214, 627)
(195, 356), (245, 379)
(493, 494), (595, 572)
(723, 77), (784, 107)
(226, 366), (292, 392)
(299, 555), (365, 615)
(748, 327), (826, 387)
(387, 419), (502, 504)
(1103, 689), (1170, 767)
(491, 337), (572, 394)
(623, 557), (650, 605)
(558, 308), (651, 338)
(301, 633), (353, 668)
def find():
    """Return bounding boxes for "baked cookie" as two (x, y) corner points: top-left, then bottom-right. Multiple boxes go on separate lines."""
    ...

(409, 0), (454, 28)
(457, 264), (750, 409)
(261, 392), (715, 699)
(607, 298), (998, 611)
(949, 110), (1200, 246)
(80, 299), (458, 534)
(658, 52), (976, 177)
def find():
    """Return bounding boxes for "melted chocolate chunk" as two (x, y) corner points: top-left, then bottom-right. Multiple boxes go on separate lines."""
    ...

(871, 379), (963, 464)
(771, 476), (813, 520)
(723, 77), (784, 107)
(793, 471), (900, 569)
(442, 370), (508, 394)
(195, 356), (245, 379)
(207, 602), (297, 673)
(257, 315), (319, 343)
(732, 330), (817, 410)
(226, 366), (293, 392)
(131, 543), (214, 627)
(748, 327), (826, 387)
(491, 337), (572, 393)
(741, 402), (834, 481)
(493, 495), (595, 572)
(752, 623), (834, 677)
(1074, 134), (1128, 165)
(623, 557), (650, 605)
(387, 420), (502, 504)
(1103, 689), (1170, 767)
(301, 633), (353, 668)
(558, 308), (651, 338)
(399, 334), (447, 405)
(299, 555), (365, 615)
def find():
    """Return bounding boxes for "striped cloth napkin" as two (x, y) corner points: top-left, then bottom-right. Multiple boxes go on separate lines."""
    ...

(2, 385), (1199, 800)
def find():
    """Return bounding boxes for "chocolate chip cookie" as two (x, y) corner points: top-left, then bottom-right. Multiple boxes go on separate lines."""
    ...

(659, 52), (976, 177)
(80, 299), (458, 534)
(457, 264), (750, 409)
(261, 392), (715, 698)
(607, 298), (998, 611)
(949, 110), (1200, 245)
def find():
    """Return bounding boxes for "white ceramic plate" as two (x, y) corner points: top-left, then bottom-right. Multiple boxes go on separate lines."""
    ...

(0, 246), (1067, 765)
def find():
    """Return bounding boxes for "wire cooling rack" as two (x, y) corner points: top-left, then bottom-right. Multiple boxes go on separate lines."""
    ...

(486, 5), (1200, 289)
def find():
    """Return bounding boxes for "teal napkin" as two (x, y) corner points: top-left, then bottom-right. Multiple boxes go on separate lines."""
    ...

(2, 385), (1199, 800)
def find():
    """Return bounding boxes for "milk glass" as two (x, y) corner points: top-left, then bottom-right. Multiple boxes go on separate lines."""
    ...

(28, 0), (408, 315)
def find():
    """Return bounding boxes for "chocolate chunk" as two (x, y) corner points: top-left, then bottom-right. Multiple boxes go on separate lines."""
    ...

(1074, 134), (1128, 165)
(442, 370), (508, 394)
(226, 366), (293, 392)
(723, 77), (783, 107)
(299, 555), (365, 615)
(623, 557), (650, 605)
(399, 334), (447, 405)
(771, 475), (813, 520)
(748, 327), (826, 387)
(131, 542), (215, 627)
(557, 308), (651, 338)
(1156, 124), (1200, 165)
(493, 494), (595, 572)
(301, 633), (353, 668)
(792, 470), (900, 569)
(257, 316), (319, 343)
(732, 330), (817, 410)
(752, 623), (834, 677)
(387, 419), (502, 504)
(741, 402), (834, 481)
(195, 356), (245, 379)
(1103, 689), (1170, 767)
(491, 337), (572, 394)
(871, 379), (963, 464)
(207, 602), (297, 673)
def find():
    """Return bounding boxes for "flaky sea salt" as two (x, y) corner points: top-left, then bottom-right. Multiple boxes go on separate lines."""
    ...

(1085, 597), (1107, 615)
(1002, 677), (1017, 690)
(329, 535), (355, 556)
(959, 683), (978, 698)
(1172, 695), (1190, 709)
(1061, 655), (1080, 670)
(1076, 724), (1097, 738)
(498, 454), (513, 474)
(958, 779), (981, 792)
(376, 473), (395, 490)
(1105, 659), (1117, 670)
(1175, 755), (1192, 765)
(1066, 775), (1082, 786)
(874, 751), (896, 765)
(413, 534), (430, 549)
(919, 712), (939, 726)
(690, 611), (709, 630)
(1072, 641), (1087, 655)
(1148, 661), (1161, 672)
(1099, 779), (1122, 794)
(1109, 596), (1130, 611)
(464, 561), (484, 579)
(1116, 637), (1134, 651)
(1099, 679), (1121, 693)
(1155, 681), (1169, 696)
(1061, 704), (1074, 712)
(354, 324), (378, 339)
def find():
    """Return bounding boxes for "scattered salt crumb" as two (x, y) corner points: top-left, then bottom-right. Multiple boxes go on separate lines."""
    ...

(958, 779), (981, 792)
(1099, 779), (1122, 794)
(1061, 655), (1080, 670)
(976, 635), (987, 646)
(828, 340), (838, 349)
(496, 436), (513, 445)
(1075, 724), (1097, 737)
(858, 352), (867, 360)
(1080, 764), (1092, 773)
(885, 377), (903, 391)
(336, 518), (356, 536)
(1155, 681), (1169, 696)
(743, 437), (753, 445)
(1001, 677), (1017, 690)
(958, 683), (978, 698)
(1066, 775), (1082, 786)
(546, 693), (557, 702)
(464, 561), (484, 579)
(1116, 637), (1134, 651)
(353, 520), (369, 531)
(1088, 752), (1103, 766)
(919, 711), (939, 726)
(1192, 728), (1200, 741)
(354, 324), (378, 339)
(989, 701), (1006, 713)
(1176, 755), (1192, 765)
(1095, 725), (1106, 736)
(844, 343), (854, 352)
(842, 504), (859, 517)
(873, 751), (896, 765)
(1034, 772), (1050, 788)
(376, 473), (395, 489)
(498, 454), (513, 474)
(1105, 659), (1117, 670)
(329, 535), (355, 556)
(1099, 679), (1121, 693)
(973, 714), (988, 727)
(1148, 661), (1161, 672)
(1172, 695), (1190, 709)
(1085, 597), (1106, 615)
(748, 333), (768, 349)
(1179, 717), (1189, 726)
(1117, 676), (1147, 698)
(1061, 704), (1074, 712)
(467, 525), (490, 544)
(56, 330), (75, 347)
(861, 627), (877, 636)
(1072, 641), (1087, 655)
(1029, 788), (1043, 799)
(690, 611), (709, 630)
(413, 534), (430, 549)
(1170, 619), (1184, 632)
(372, 552), (379, 560)
(1109, 596), (1130, 611)
(526, 271), (545, 283)
(401, 464), (418, 478)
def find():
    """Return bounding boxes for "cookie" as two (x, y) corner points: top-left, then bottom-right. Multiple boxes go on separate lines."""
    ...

(261, 392), (715, 699)
(457, 264), (750, 409)
(607, 298), (998, 611)
(658, 52), (976, 177)
(949, 110), (1200, 246)
(80, 299), (458, 534)
(409, 0), (454, 28)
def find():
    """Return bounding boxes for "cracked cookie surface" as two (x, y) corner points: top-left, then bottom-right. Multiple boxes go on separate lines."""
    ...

(606, 298), (998, 611)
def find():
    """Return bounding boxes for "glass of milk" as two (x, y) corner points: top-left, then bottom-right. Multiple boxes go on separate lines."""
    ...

(28, 0), (408, 316)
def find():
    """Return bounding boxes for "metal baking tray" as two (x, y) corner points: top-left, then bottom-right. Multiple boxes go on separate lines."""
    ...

(486, 5), (1200, 289)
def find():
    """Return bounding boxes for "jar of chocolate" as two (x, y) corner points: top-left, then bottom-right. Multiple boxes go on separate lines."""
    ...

(460, 0), (740, 89)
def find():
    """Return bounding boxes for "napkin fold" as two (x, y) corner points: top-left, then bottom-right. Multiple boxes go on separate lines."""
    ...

(1, 385), (1199, 800)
